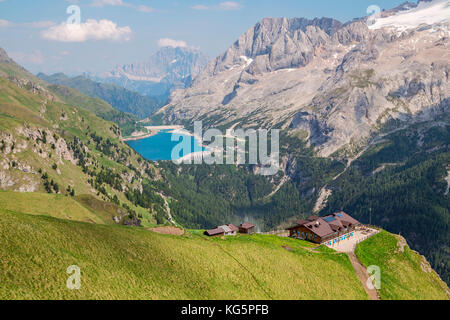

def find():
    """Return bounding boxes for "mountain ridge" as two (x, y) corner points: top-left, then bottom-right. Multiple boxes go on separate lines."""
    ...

(89, 46), (209, 100)
(37, 72), (163, 119)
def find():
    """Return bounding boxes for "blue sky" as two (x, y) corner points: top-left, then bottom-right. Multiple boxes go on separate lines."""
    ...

(0, 0), (409, 75)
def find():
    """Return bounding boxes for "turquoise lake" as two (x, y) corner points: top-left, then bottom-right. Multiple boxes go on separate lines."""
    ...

(126, 130), (206, 161)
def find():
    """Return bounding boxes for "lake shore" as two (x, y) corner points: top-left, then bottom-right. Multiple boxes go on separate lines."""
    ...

(122, 131), (157, 142)
(122, 125), (184, 142)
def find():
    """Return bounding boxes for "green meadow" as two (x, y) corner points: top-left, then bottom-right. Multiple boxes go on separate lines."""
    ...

(0, 208), (367, 300)
(0, 199), (449, 300)
(355, 231), (449, 300)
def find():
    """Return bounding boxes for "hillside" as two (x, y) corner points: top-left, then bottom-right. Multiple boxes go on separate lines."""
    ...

(43, 81), (145, 137)
(0, 191), (134, 225)
(356, 231), (449, 300)
(37, 73), (163, 119)
(1, 47), (145, 137)
(323, 118), (450, 283)
(0, 48), (168, 227)
(1, 208), (447, 300)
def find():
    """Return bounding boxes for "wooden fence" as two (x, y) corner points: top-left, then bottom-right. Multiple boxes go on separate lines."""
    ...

(257, 230), (289, 237)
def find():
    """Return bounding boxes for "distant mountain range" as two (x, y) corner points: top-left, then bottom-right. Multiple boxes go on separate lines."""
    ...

(37, 72), (163, 119)
(87, 46), (209, 101)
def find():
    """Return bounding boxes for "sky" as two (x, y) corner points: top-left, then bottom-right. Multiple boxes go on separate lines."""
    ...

(0, 0), (411, 75)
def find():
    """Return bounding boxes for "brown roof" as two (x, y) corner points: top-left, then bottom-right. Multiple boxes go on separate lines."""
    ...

(205, 228), (224, 236)
(303, 218), (335, 237)
(206, 223), (239, 236)
(334, 212), (361, 225)
(328, 220), (343, 230)
(329, 224), (340, 232)
(341, 220), (351, 227)
(288, 212), (361, 238)
(239, 222), (255, 230)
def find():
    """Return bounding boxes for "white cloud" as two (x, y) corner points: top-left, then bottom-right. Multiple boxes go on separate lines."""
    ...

(91, 0), (125, 7)
(90, 0), (154, 12)
(219, 1), (241, 10)
(157, 38), (187, 48)
(41, 19), (131, 42)
(191, 4), (208, 10)
(192, 1), (242, 11)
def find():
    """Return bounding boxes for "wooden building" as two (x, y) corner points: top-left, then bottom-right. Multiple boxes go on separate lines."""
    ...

(204, 224), (238, 237)
(287, 212), (361, 244)
(239, 222), (256, 235)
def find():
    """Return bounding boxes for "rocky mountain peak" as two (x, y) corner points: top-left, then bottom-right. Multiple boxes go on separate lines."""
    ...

(159, 2), (449, 157)
(111, 46), (208, 82)
(204, 17), (344, 77)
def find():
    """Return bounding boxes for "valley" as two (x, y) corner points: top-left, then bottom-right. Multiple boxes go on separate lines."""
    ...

(0, 0), (449, 301)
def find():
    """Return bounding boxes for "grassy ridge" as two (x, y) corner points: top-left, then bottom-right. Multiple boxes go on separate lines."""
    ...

(0, 209), (368, 300)
(38, 73), (162, 119)
(0, 192), (105, 224)
(0, 191), (130, 225)
(355, 231), (449, 300)
(0, 64), (164, 226)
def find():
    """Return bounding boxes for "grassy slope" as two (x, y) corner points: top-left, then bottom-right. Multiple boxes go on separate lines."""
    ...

(0, 191), (104, 224)
(0, 209), (368, 300)
(355, 231), (449, 300)
(1, 47), (140, 136)
(0, 64), (162, 226)
(0, 191), (128, 225)
(0, 76), (115, 192)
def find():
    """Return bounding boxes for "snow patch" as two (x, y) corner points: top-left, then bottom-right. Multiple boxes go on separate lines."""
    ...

(240, 55), (254, 67)
(369, 0), (450, 32)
